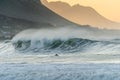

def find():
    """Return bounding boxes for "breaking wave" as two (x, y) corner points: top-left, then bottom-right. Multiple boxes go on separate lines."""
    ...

(11, 28), (120, 54)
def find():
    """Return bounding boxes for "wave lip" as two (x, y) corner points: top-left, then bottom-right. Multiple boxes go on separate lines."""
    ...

(11, 28), (120, 54)
(12, 37), (120, 54)
(12, 38), (94, 53)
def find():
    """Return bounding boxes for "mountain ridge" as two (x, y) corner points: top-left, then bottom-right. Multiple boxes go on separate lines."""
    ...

(42, 0), (120, 29)
(0, 0), (79, 39)
(0, 0), (75, 26)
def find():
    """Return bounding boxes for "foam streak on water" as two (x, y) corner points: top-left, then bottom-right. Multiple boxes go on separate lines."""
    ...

(1, 63), (120, 80)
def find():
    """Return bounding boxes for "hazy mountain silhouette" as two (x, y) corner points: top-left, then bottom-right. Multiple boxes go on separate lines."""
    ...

(0, 0), (78, 39)
(42, 0), (120, 29)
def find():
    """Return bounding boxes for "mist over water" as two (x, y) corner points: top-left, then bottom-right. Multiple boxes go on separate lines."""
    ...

(10, 27), (120, 54)
(1, 28), (120, 80)
(0, 27), (120, 55)
(12, 27), (120, 41)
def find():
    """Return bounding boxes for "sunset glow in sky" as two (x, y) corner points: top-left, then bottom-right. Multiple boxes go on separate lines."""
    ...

(47, 0), (120, 23)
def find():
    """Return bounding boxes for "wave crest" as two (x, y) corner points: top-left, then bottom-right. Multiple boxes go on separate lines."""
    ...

(12, 37), (120, 54)
(11, 28), (120, 54)
(12, 38), (95, 53)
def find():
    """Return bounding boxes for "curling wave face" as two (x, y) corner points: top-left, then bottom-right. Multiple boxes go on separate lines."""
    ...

(11, 38), (120, 54)
(11, 28), (120, 54)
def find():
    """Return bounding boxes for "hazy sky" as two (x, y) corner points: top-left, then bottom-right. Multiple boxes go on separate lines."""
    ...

(47, 0), (120, 23)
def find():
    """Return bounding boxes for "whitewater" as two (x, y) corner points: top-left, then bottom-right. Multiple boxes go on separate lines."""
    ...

(1, 27), (120, 80)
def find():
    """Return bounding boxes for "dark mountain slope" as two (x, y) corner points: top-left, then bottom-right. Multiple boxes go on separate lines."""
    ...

(0, 0), (77, 39)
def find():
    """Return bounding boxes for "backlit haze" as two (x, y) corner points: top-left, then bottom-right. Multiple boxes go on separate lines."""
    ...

(47, 0), (120, 23)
